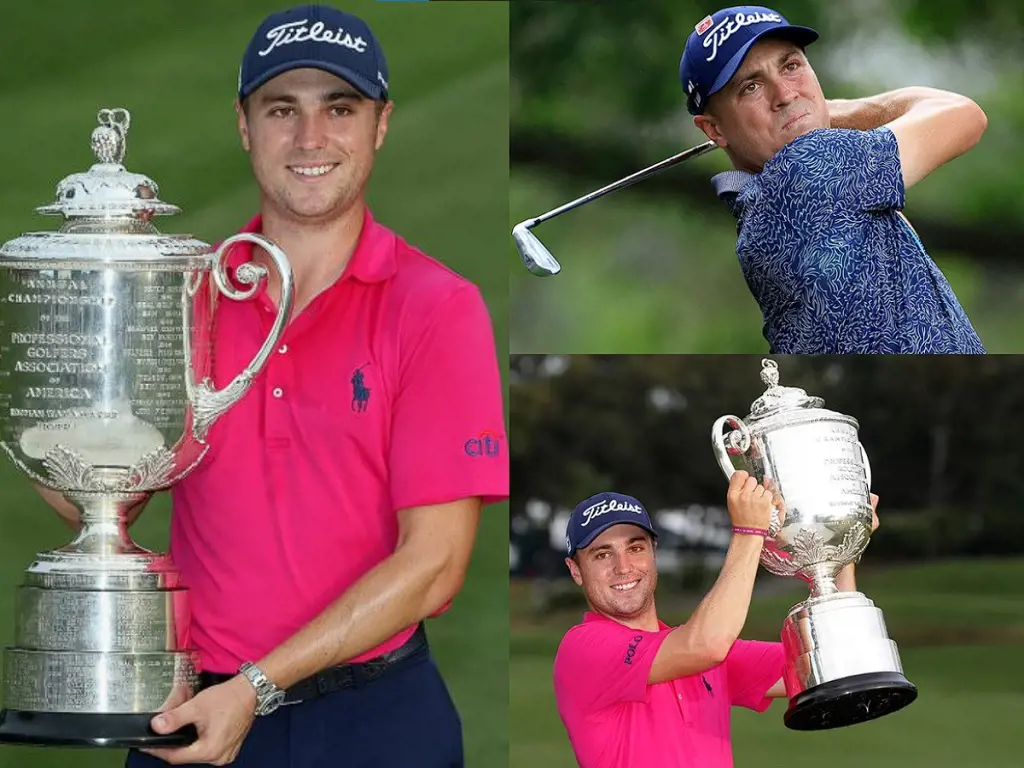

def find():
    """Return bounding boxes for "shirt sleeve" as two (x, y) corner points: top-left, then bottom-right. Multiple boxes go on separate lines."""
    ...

(725, 639), (786, 712)
(388, 282), (508, 510)
(553, 622), (672, 716)
(768, 127), (905, 214)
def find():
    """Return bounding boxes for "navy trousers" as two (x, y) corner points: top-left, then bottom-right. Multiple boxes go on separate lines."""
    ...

(125, 651), (463, 768)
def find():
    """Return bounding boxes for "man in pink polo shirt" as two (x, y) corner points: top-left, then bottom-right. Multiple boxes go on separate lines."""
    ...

(554, 473), (878, 768)
(36, 5), (507, 768)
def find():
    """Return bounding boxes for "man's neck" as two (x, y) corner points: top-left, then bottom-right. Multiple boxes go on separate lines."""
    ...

(255, 199), (367, 314)
(591, 601), (660, 632)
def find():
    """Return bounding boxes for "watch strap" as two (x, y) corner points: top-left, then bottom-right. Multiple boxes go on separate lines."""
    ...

(238, 661), (286, 716)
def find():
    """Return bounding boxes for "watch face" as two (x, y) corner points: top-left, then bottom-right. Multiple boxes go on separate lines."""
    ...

(257, 690), (286, 716)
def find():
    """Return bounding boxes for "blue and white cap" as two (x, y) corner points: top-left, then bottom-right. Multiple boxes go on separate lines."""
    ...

(679, 6), (818, 115)
(565, 492), (659, 558)
(238, 4), (390, 103)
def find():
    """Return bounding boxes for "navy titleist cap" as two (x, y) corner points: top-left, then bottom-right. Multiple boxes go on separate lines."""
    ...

(238, 4), (390, 103)
(566, 492), (659, 558)
(679, 6), (818, 116)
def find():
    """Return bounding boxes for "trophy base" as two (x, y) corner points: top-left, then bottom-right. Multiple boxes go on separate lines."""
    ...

(0, 709), (198, 747)
(783, 671), (918, 731)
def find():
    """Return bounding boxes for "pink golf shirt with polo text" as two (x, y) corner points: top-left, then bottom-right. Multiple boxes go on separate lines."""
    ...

(169, 208), (509, 674)
(553, 612), (785, 768)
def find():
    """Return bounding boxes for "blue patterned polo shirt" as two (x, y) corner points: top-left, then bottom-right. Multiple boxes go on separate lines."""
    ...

(711, 127), (985, 354)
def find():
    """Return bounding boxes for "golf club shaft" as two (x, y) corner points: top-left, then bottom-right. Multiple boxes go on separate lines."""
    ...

(528, 139), (719, 227)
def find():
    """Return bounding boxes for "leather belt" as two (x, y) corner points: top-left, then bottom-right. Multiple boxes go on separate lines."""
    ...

(199, 623), (429, 705)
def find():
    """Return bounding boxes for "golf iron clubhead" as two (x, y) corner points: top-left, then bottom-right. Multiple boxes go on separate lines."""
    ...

(512, 140), (719, 277)
(512, 222), (562, 277)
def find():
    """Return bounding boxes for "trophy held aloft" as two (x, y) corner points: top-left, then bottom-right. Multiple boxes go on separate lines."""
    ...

(711, 359), (917, 731)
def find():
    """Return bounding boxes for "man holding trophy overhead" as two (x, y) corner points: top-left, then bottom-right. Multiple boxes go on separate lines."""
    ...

(552, 359), (913, 768)
(555, 483), (869, 768)
(22, 4), (508, 768)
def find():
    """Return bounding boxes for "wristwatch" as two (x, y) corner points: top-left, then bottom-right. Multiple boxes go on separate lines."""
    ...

(238, 662), (287, 716)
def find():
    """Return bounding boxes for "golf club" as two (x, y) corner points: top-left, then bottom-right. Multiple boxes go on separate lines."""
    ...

(511, 139), (720, 276)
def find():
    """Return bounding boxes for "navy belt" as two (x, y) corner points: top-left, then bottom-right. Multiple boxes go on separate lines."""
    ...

(199, 623), (428, 704)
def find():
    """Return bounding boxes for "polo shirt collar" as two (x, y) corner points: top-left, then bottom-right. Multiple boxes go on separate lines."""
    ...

(582, 611), (670, 631)
(710, 169), (755, 218)
(226, 207), (397, 284)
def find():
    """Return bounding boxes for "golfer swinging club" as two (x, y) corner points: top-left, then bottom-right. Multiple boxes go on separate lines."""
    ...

(553, 478), (880, 768)
(680, 6), (987, 354)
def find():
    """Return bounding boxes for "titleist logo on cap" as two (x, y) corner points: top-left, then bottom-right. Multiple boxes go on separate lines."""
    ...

(703, 11), (782, 62)
(580, 499), (644, 527)
(259, 20), (369, 57)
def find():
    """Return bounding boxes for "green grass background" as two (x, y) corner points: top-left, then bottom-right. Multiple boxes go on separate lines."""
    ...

(0, 2), (509, 766)
(511, 559), (1024, 767)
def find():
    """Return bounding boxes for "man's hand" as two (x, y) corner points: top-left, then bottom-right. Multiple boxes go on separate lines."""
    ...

(726, 471), (776, 531)
(837, 492), (880, 593)
(140, 677), (257, 766)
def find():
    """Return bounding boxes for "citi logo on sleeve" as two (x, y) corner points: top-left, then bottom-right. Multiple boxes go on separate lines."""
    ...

(464, 430), (503, 458)
(623, 635), (643, 665)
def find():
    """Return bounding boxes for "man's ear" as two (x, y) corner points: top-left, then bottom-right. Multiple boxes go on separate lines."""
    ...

(236, 100), (251, 153)
(565, 556), (584, 587)
(694, 113), (728, 148)
(374, 100), (394, 151)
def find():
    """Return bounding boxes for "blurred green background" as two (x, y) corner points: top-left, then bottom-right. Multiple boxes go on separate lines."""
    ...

(510, 354), (1024, 768)
(0, 2), (508, 767)
(509, 0), (1024, 353)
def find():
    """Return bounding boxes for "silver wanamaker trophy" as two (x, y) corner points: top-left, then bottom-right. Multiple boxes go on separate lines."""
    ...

(0, 108), (294, 747)
(711, 359), (917, 731)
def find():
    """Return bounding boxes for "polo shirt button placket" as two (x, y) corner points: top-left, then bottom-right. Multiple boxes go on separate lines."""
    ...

(265, 333), (293, 449)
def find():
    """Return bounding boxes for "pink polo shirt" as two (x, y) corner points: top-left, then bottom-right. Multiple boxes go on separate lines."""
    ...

(168, 208), (509, 674)
(553, 612), (785, 768)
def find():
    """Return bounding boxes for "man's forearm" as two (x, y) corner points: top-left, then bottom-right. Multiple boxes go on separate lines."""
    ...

(255, 541), (460, 690)
(828, 86), (973, 132)
(650, 534), (765, 683)
(676, 536), (763, 649)
(835, 562), (857, 593)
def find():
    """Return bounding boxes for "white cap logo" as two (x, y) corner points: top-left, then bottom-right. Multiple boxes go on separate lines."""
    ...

(259, 19), (368, 57)
(704, 11), (783, 62)
(580, 499), (644, 527)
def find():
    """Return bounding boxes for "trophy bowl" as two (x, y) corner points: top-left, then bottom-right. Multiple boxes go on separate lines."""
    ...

(0, 108), (294, 747)
(711, 359), (917, 731)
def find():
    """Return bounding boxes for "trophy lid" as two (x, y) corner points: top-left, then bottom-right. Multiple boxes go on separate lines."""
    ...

(0, 107), (212, 265)
(36, 108), (180, 220)
(745, 359), (825, 421)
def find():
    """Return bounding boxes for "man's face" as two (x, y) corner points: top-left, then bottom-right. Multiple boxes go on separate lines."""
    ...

(237, 67), (392, 223)
(566, 525), (657, 621)
(694, 38), (828, 172)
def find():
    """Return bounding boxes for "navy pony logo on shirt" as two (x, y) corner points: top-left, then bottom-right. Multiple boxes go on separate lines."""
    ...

(351, 365), (371, 413)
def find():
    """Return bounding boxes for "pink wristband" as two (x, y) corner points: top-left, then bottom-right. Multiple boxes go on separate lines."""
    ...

(732, 525), (769, 538)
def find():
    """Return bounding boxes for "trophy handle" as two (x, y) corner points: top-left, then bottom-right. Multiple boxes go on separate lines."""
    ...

(711, 415), (750, 479)
(190, 233), (295, 441)
(858, 441), (872, 489)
